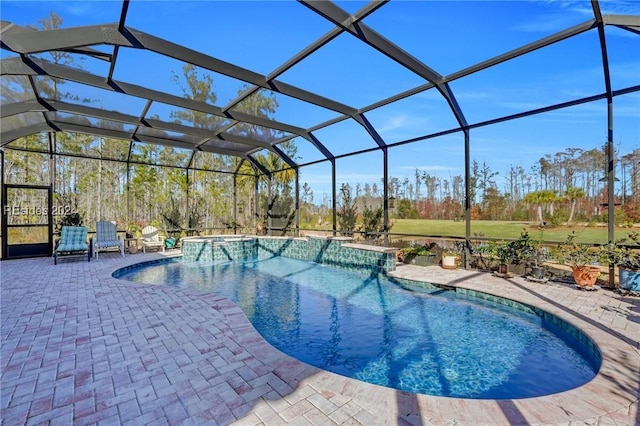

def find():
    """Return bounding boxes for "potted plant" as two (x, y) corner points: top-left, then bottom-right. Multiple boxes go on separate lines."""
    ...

(527, 241), (547, 280)
(495, 241), (514, 277)
(479, 238), (519, 277)
(441, 249), (458, 269)
(509, 230), (546, 280)
(472, 242), (501, 272)
(552, 232), (604, 289)
(440, 241), (465, 270)
(125, 222), (142, 238)
(601, 232), (640, 292)
(399, 244), (436, 266)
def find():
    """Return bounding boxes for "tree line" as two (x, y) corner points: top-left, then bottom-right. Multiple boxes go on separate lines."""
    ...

(380, 147), (639, 226)
(2, 13), (639, 241)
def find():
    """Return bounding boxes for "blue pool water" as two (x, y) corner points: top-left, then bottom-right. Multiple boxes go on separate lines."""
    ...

(115, 256), (600, 399)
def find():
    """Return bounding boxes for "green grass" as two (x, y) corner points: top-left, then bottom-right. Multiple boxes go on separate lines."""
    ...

(389, 219), (631, 244)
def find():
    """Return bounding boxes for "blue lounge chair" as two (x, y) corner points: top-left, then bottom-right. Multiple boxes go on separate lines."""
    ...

(93, 221), (125, 259)
(54, 226), (91, 265)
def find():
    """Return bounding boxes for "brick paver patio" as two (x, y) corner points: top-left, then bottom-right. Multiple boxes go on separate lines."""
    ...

(1, 251), (639, 425)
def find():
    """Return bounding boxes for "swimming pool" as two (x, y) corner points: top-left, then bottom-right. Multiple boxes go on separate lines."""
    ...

(115, 256), (600, 399)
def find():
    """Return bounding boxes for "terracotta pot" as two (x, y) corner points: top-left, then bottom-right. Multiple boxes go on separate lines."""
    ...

(571, 265), (600, 287)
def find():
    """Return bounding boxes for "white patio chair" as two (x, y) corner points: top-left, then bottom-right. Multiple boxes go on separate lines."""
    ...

(141, 226), (165, 253)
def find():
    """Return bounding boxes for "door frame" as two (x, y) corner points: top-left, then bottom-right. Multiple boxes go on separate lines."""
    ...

(1, 183), (53, 260)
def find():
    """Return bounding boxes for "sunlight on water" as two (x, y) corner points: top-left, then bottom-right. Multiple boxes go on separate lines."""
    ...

(117, 257), (599, 399)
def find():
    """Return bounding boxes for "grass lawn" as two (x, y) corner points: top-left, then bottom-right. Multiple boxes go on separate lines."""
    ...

(390, 219), (635, 244)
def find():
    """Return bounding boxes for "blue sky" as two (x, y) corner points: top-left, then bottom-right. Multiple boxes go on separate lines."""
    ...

(2, 0), (639, 199)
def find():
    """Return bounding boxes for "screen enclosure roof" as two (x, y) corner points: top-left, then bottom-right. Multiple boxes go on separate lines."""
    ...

(1, 0), (639, 174)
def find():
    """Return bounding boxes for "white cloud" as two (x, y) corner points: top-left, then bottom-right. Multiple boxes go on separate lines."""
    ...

(593, 0), (640, 15)
(377, 113), (431, 134)
(515, 0), (640, 34)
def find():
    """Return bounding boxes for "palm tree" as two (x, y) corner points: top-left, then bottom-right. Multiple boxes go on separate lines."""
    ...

(564, 186), (585, 224)
(258, 151), (296, 193)
(523, 189), (557, 226)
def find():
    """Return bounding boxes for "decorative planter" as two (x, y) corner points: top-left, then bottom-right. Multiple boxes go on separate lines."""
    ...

(529, 266), (545, 280)
(404, 253), (436, 267)
(571, 265), (600, 288)
(619, 267), (640, 291)
(494, 263), (515, 278)
(442, 255), (457, 270)
(470, 255), (499, 272)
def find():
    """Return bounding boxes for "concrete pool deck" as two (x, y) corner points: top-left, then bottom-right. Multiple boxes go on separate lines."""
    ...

(1, 252), (638, 425)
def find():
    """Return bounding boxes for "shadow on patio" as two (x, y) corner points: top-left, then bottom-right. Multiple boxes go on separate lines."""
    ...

(1, 254), (639, 425)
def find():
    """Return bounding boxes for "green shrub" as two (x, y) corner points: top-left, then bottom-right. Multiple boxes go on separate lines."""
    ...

(361, 205), (385, 242)
(337, 183), (357, 237)
(400, 245), (434, 256)
(57, 212), (83, 232)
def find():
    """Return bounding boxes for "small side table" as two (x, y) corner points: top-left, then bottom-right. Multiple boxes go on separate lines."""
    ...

(125, 238), (141, 254)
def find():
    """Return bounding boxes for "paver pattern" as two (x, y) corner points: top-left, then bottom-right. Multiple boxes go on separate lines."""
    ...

(1, 252), (639, 425)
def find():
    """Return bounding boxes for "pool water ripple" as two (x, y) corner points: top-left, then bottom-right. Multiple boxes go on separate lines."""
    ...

(115, 256), (599, 399)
